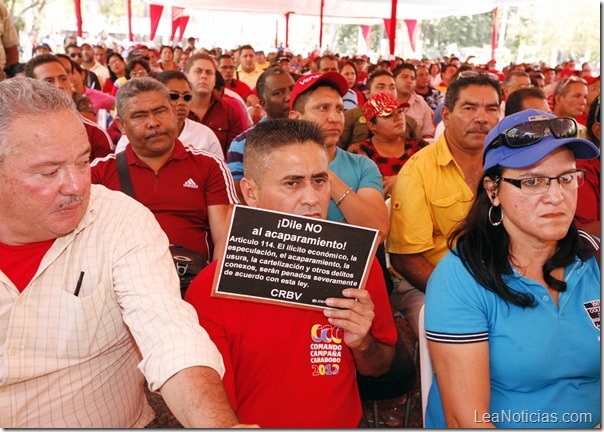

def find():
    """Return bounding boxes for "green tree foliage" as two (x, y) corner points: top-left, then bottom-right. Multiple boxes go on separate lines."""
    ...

(419, 12), (493, 58)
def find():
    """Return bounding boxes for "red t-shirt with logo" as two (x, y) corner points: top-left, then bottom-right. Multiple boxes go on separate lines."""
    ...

(90, 140), (238, 257)
(0, 239), (55, 292)
(185, 258), (397, 428)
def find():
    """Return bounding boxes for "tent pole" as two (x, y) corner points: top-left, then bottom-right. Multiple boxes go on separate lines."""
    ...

(389, 0), (397, 57)
(319, 0), (324, 50)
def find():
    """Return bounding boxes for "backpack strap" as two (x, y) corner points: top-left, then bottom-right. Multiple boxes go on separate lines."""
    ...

(115, 151), (135, 199)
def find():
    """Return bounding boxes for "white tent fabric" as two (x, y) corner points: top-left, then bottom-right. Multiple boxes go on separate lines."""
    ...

(143, 0), (535, 20)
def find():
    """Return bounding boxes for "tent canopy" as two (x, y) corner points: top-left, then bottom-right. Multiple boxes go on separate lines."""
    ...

(144, 0), (531, 21)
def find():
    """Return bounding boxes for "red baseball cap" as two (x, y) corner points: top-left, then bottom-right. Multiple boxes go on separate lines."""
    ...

(289, 71), (349, 111)
(363, 93), (409, 122)
(585, 75), (600, 85)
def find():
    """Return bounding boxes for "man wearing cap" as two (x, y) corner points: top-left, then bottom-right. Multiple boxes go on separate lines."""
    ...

(288, 71), (390, 241)
(34, 43), (52, 57)
(387, 71), (502, 338)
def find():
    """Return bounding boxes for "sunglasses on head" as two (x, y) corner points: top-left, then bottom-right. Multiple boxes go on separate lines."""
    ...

(483, 116), (578, 162)
(169, 92), (193, 102)
(453, 70), (500, 83)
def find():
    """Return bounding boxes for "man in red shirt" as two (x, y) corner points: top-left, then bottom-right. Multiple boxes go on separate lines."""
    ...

(186, 53), (245, 157)
(218, 54), (252, 100)
(91, 77), (238, 261)
(185, 119), (397, 428)
(24, 54), (114, 161)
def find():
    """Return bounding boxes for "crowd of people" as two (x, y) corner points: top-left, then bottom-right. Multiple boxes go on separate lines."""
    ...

(0, 18), (601, 429)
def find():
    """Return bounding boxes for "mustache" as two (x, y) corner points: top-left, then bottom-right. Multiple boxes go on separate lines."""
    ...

(466, 127), (491, 135)
(144, 130), (167, 140)
(57, 196), (83, 210)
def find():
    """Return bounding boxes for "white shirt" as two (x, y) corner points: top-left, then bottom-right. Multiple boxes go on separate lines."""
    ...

(116, 118), (224, 160)
(0, 185), (224, 427)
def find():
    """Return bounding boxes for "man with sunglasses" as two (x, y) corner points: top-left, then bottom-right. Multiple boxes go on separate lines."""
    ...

(92, 77), (238, 264)
(65, 43), (101, 90)
(387, 70), (502, 338)
(114, 70), (223, 160)
(553, 75), (588, 138)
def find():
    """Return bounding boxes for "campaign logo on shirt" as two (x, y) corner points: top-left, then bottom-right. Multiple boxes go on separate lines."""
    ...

(309, 324), (342, 377)
(583, 299), (600, 330)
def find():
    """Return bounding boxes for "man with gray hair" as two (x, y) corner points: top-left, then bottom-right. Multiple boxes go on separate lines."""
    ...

(92, 77), (237, 267)
(0, 77), (243, 427)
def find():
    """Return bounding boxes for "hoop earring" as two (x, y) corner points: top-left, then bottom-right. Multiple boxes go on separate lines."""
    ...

(489, 205), (503, 226)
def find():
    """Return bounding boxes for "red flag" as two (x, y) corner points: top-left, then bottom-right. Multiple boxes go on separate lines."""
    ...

(177, 16), (190, 42)
(149, 4), (164, 41)
(360, 24), (371, 42)
(171, 7), (184, 41)
(404, 19), (417, 53)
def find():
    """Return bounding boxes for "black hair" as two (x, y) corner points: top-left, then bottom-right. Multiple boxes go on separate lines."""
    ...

(156, 69), (188, 86)
(444, 72), (502, 111)
(586, 95), (600, 145)
(24, 53), (64, 78)
(392, 63), (416, 79)
(366, 70), (394, 92)
(256, 67), (289, 101)
(106, 52), (125, 83)
(125, 58), (151, 80)
(504, 87), (547, 116)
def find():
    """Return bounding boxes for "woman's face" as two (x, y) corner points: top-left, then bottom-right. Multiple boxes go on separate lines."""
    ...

(373, 107), (406, 138)
(108, 56), (125, 76)
(341, 64), (357, 88)
(491, 147), (578, 248)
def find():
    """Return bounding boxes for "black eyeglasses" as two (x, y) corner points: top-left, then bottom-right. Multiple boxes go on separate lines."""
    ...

(483, 117), (578, 162)
(496, 169), (585, 195)
(452, 70), (500, 83)
(69, 53), (83, 58)
(169, 92), (193, 102)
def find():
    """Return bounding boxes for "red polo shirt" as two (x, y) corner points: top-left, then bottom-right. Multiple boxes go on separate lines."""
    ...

(83, 116), (114, 161)
(188, 94), (245, 157)
(91, 140), (238, 257)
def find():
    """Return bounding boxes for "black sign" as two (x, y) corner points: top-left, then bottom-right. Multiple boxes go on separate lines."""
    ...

(211, 205), (379, 310)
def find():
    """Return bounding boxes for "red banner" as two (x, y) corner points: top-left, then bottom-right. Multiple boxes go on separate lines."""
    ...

(178, 16), (190, 42)
(171, 7), (184, 41)
(404, 19), (417, 53)
(149, 4), (164, 41)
